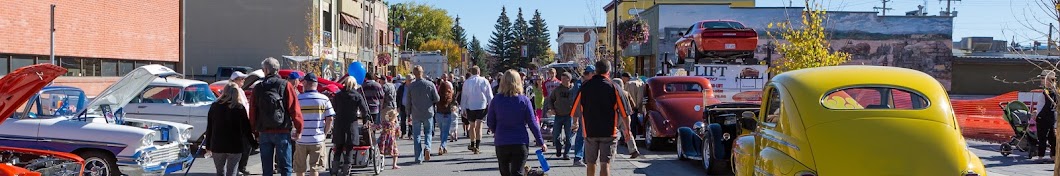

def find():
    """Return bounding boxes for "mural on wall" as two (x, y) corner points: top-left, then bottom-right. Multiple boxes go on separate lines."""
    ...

(653, 5), (954, 89)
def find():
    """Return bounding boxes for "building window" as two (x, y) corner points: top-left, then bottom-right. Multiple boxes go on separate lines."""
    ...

(323, 11), (333, 33)
(0, 54), (8, 75)
(83, 58), (101, 76)
(134, 61), (147, 69)
(59, 57), (82, 76)
(11, 55), (35, 71)
(101, 59), (117, 76)
(36, 56), (48, 65)
(162, 62), (175, 70)
(119, 60), (135, 75)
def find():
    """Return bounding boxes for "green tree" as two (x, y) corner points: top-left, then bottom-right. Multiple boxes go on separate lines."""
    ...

(388, 2), (454, 50)
(451, 16), (468, 49)
(509, 8), (530, 69)
(488, 7), (513, 71)
(766, 0), (850, 73)
(471, 36), (489, 72)
(528, 9), (551, 64)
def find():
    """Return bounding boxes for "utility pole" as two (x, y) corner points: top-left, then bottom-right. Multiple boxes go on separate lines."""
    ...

(50, 4), (55, 65)
(612, 0), (621, 77)
(940, 0), (961, 16)
(874, 0), (893, 16)
(1050, 23), (1055, 49)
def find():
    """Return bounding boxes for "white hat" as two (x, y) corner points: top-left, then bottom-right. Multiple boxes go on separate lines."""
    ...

(230, 71), (249, 80)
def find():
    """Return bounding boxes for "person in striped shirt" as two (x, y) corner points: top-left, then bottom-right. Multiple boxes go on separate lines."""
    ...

(293, 73), (335, 176)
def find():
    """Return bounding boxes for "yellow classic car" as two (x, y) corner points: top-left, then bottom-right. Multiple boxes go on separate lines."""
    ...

(731, 66), (987, 176)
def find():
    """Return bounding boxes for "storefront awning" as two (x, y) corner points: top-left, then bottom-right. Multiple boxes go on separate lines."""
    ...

(341, 14), (363, 28)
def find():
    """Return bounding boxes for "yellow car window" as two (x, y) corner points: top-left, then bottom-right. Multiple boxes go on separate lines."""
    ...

(822, 91), (865, 109)
(822, 87), (929, 110)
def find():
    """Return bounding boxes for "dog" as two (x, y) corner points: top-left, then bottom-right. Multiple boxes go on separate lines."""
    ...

(524, 166), (547, 176)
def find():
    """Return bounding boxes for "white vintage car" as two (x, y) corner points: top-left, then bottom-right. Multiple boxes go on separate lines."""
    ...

(124, 77), (215, 143)
(0, 65), (195, 176)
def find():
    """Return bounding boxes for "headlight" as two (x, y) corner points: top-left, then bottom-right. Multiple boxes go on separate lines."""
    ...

(179, 127), (192, 143)
(142, 132), (156, 147)
(693, 121), (706, 134)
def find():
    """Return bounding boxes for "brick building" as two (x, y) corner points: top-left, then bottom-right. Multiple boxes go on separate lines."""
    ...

(0, 0), (180, 95)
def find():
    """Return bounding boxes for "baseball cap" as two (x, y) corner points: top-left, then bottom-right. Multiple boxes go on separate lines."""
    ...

(304, 73), (318, 82)
(288, 72), (302, 80)
(230, 71), (248, 80)
(583, 65), (596, 74)
(621, 72), (632, 78)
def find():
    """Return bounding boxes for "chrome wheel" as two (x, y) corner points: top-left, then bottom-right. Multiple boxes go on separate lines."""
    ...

(701, 135), (712, 170)
(645, 124), (654, 146)
(689, 43), (698, 59)
(676, 135), (686, 160)
(84, 157), (110, 176)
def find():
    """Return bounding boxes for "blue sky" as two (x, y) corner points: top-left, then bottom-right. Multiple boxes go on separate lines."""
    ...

(390, 0), (1055, 50)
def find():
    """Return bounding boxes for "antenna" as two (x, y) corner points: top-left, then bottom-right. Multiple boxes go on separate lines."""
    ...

(873, 0), (893, 16)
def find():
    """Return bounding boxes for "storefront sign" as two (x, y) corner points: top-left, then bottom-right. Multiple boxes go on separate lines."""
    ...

(686, 64), (768, 102)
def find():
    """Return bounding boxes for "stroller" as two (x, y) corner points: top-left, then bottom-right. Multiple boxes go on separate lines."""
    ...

(999, 100), (1040, 158)
(328, 124), (384, 175)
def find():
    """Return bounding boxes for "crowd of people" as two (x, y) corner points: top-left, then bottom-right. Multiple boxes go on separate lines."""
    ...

(202, 57), (647, 176)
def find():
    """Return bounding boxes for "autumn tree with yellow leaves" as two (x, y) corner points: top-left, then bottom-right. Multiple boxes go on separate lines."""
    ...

(767, 0), (850, 74)
(419, 39), (465, 69)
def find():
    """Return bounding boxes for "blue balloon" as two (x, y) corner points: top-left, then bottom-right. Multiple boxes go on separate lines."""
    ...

(347, 62), (367, 84)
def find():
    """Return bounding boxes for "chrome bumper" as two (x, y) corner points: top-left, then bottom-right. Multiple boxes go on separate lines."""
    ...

(117, 142), (194, 175)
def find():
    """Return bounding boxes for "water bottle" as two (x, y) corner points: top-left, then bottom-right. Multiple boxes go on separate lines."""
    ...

(535, 149), (550, 172)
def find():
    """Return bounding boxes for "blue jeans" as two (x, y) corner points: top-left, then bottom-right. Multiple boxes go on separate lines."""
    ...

(436, 112), (455, 150)
(259, 133), (293, 176)
(411, 118), (434, 161)
(573, 126), (585, 159)
(552, 115), (574, 156)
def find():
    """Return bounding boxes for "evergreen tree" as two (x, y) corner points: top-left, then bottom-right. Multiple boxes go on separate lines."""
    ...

(451, 16), (468, 49)
(487, 7), (513, 71)
(471, 36), (489, 72)
(528, 9), (551, 64)
(508, 8), (530, 69)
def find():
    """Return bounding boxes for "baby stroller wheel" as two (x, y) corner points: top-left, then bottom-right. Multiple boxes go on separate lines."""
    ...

(373, 146), (384, 175)
(1000, 143), (1012, 157)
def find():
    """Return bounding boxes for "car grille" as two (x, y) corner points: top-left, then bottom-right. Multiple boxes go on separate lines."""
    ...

(150, 143), (182, 163)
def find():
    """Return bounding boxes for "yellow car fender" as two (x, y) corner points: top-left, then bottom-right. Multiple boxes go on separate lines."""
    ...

(756, 147), (813, 176)
(732, 134), (756, 176)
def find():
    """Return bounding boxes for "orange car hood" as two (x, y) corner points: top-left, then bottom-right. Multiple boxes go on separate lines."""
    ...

(0, 64), (66, 123)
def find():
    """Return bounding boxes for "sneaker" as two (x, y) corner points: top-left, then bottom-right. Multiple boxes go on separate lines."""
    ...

(630, 151), (641, 159)
(562, 155), (571, 160)
(573, 158), (585, 167)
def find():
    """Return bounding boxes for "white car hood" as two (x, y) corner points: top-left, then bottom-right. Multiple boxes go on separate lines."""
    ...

(81, 65), (179, 115)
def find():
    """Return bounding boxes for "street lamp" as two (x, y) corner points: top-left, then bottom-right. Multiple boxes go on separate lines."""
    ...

(404, 31), (413, 52)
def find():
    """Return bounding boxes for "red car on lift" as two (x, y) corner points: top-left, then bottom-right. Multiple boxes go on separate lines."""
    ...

(675, 20), (758, 61)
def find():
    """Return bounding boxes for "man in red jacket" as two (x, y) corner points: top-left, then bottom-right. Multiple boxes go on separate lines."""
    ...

(249, 57), (304, 176)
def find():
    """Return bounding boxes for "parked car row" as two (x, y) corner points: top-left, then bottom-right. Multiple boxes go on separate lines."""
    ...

(0, 64), (196, 176)
(652, 66), (988, 176)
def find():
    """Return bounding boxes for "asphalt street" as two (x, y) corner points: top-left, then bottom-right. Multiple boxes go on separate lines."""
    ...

(180, 129), (1053, 176)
